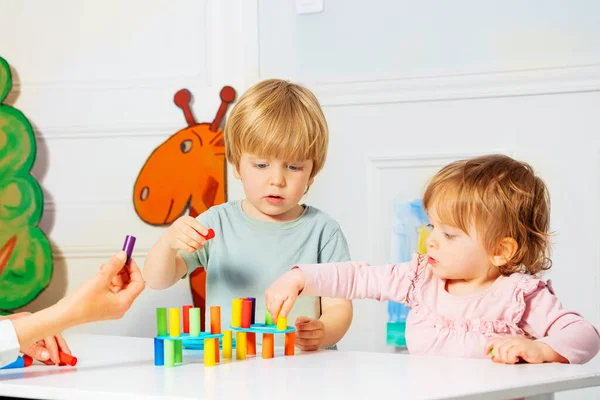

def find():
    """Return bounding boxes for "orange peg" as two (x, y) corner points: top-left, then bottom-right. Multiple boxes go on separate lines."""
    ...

(262, 333), (274, 359)
(247, 332), (256, 356)
(210, 306), (221, 334)
(285, 332), (295, 356)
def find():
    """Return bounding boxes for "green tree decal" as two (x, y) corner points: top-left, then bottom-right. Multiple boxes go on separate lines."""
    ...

(0, 56), (53, 312)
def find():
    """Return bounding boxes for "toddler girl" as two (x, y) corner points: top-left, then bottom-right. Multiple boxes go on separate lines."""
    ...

(265, 154), (600, 364)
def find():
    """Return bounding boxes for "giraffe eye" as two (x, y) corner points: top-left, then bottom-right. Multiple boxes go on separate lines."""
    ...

(140, 187), (149, 201)
(180, 140), (193, 153)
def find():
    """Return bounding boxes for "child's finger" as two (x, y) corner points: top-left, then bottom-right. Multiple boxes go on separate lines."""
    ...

(517, 345), (540, 364)
(177, 236), (202, 252)
(176, 239), (198, 253)
(490, 346), (505, 363)
(498, 341), (514, 364)
(295, 318), (319, 331)
(485, 338), (501, 356)
(188, 218), (213, 237)
(295, 328), (321, 339)
(295, 336), (313, 344)
(295, 337), (320, 351)
(265, 297), (283, 321)
(43, 336), (60, 364)
(488, 342), (504, 362)
(506, 344), (520, 364)
(55, 333), (71, 355)
(494, 342), (506, 362)
(294, 316), (312, 327)
(177, 234), (201, 250)
(186, 219), (210, 238)
(485, 342), (494, 355)
(182, 226), (206, 248)
(279, 295), (296, 318)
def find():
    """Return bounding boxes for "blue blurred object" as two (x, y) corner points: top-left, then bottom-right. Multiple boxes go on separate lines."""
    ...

(387, 198), (429, 347)
(1, 356), (27, 370)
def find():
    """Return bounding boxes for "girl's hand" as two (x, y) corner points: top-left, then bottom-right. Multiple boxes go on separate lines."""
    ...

(264, 268), (306, 322)
(486, 337), (567, 364)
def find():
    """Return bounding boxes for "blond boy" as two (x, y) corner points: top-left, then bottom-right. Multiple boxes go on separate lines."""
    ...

(143, 79), (352, 350)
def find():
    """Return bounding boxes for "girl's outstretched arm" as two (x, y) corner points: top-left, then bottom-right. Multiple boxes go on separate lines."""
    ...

(265, 253), (426, 323)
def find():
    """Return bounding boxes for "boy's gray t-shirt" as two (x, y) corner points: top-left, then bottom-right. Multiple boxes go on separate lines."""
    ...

(179, 200), (351, 339)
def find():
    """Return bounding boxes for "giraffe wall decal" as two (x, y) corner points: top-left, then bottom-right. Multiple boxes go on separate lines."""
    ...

(134, 86), (236, 329)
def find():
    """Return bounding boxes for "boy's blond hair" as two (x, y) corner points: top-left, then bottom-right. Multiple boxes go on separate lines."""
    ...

(422, 154), (552, 276)
(224, 79), (328, 179)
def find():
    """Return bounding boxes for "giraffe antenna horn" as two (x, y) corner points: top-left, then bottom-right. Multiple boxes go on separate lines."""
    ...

(210, 86), (236, 132)
(174, 89), (196, 127)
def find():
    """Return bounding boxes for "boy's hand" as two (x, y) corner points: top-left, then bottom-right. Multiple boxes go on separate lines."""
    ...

(486, 337), (567, 364)
(264, 268), (306, 321)
(294, 316), (324, 351)
(162, 216), (211, 253)
(0, 313), (71, 365)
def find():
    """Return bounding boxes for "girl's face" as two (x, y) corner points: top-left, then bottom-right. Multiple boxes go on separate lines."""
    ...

(425, 206), (494, 282)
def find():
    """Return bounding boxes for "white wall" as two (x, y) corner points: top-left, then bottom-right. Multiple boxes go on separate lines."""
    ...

(2, 1), (600, 397)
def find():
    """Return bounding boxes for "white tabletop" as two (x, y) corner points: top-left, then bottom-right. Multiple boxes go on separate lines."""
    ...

(0, 333), (599, 400)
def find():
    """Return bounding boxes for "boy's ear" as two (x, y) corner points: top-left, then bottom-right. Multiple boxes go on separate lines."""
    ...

(233, 164), (241, 180)
(303, 176), (315, 195)
(491, 237), (518, 267)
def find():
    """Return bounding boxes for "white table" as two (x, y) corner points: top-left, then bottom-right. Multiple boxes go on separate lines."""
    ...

(0, 333), (599, 400)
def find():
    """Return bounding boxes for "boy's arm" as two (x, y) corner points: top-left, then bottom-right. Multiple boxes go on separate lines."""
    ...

(143, 213), (211, 290)
(143, 237), (190, 290)
(319, 297), (353, 348)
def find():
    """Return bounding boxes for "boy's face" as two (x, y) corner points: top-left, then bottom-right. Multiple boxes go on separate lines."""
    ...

(233, 152), (315, 222)
(424, 206), (493, 282)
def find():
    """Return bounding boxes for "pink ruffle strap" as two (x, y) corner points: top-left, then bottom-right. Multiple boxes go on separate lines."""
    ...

(510, 274), (551, 326)
(404, 252), (429, 307)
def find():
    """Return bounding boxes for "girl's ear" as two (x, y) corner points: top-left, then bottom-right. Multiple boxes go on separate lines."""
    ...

(491, 237), (518, 267)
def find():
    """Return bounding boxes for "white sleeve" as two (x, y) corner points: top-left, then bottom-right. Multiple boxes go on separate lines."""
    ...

(0, 320), (21, 368)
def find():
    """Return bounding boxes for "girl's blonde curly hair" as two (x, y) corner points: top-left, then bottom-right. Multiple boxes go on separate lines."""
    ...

(423, 154), (552, 276)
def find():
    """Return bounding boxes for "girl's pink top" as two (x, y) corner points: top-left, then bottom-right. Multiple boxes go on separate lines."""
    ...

(296, 253), (600, 364)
